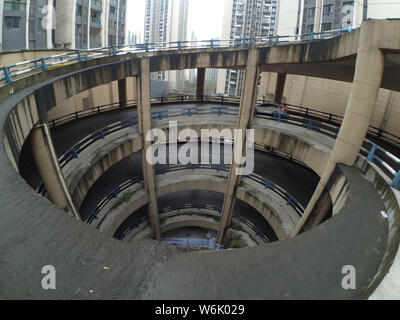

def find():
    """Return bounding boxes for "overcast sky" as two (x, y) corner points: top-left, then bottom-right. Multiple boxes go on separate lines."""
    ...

(127, 0), (225, 42)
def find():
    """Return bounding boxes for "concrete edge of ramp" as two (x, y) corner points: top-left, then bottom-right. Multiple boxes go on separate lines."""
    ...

(141, 165), (389, 300)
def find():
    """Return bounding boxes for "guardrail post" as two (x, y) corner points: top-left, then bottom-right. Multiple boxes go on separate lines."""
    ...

(77, 50), (82, 62)
(2, 66), (12, 84)
(210, 39), (214, 48)
(392, 171), (400, 190)
(307, 119), (313, 130)
(41, 58), (48, 71)
(112, 45), (117, 56)
(366, 143), (377, 162)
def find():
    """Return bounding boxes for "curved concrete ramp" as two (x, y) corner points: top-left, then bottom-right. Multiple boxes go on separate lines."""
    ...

(142, 166), (388, 300)
(0, 162), (388, 299)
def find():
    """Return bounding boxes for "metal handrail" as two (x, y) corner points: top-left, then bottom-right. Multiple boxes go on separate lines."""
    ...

(0, 28), (357, 86)
(36, 98), (400, 196)
(86, 164), (304, 226)
(117, 203), (270, 244)
(364, 140), (400, 190)
(48, 95), (400, 148)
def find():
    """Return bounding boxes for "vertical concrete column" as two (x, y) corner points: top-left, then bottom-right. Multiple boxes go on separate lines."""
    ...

(217, 49), (260, 244)
(300, 76), (309, 107)
(257, 72), (272, 101)
(137, 58), (162, 241)
(313, 0), (323, 34)
(274, 73), (287, 104)
(292, 29), (385, 236)
(31, 125), (79, 220)
(196, 68), (206, 100)
(126, 77), (137, 102)
(118, 78), (127, 107)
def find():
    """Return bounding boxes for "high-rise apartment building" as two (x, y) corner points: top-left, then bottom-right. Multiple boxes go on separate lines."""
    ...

(144, 0), (189, 90)
(276, 0), (400, 38)
(216, 0), (278, 96)
(0, 0), (127, 51)
(56, 0), (126, 49)
(0, 0), (55, 51)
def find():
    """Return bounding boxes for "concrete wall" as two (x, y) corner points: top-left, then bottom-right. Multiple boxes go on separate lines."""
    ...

(355, 157), (400, 299)
(276, 0), (303, 39)
(3, 19), (400, 175)
(54, 0), (76, 49)
(259, 72), (400, 140)
(95, 170), (292, 240)
(367, 0), (400, 19)
(0, 50), (70, 66)
(47, 81), (120, 121)
(63, 115), (331, 212)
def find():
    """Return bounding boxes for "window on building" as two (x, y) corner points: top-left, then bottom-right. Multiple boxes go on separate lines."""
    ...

(308, 7), (315, 18)
(323, 5), (333, 16)
(306, 24), (314, 34)
(3, 0), (27, 12)
(38, 18), (46, 33)
(76, 4), (82, 17)
(4, 16), (21, 29)
(321, 23), (332, 31)
(343, 1), (354, 14)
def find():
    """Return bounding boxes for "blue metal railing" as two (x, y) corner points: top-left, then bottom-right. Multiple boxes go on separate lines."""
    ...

(86, 164), (304, 229)
(116, 202), (270, 244)
(365, 141), (400, 190)
(36, 97), (400, 196)
(0, 28), (357, 86)
(163, 238), (224, 250)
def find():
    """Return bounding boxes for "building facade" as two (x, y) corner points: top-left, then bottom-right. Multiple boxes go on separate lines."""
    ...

(0, 0), (127, 51)
(0, 0), (55, 51)
(55, 0), (126, 49)
(216, 0), (278, 96)
(144, 0), (189, 91)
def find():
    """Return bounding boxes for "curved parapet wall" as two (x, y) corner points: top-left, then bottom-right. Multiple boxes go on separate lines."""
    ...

(141, 165), (390, 299)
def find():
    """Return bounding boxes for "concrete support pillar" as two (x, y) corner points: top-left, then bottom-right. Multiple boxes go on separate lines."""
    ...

(257, 72), (271, 101)
(274, 73), (287, 104)
(118, 78), (127, 107)
(126, 77), (137, 102)
(314, 0), (323, 34)
(217, 49), (260, 244)
(137, 58), (162, 241)
(196, 68), (206, 99)
(300, 76), (309, 107)
(31, 125), (79, 219)
(292, 33), (385, 236)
